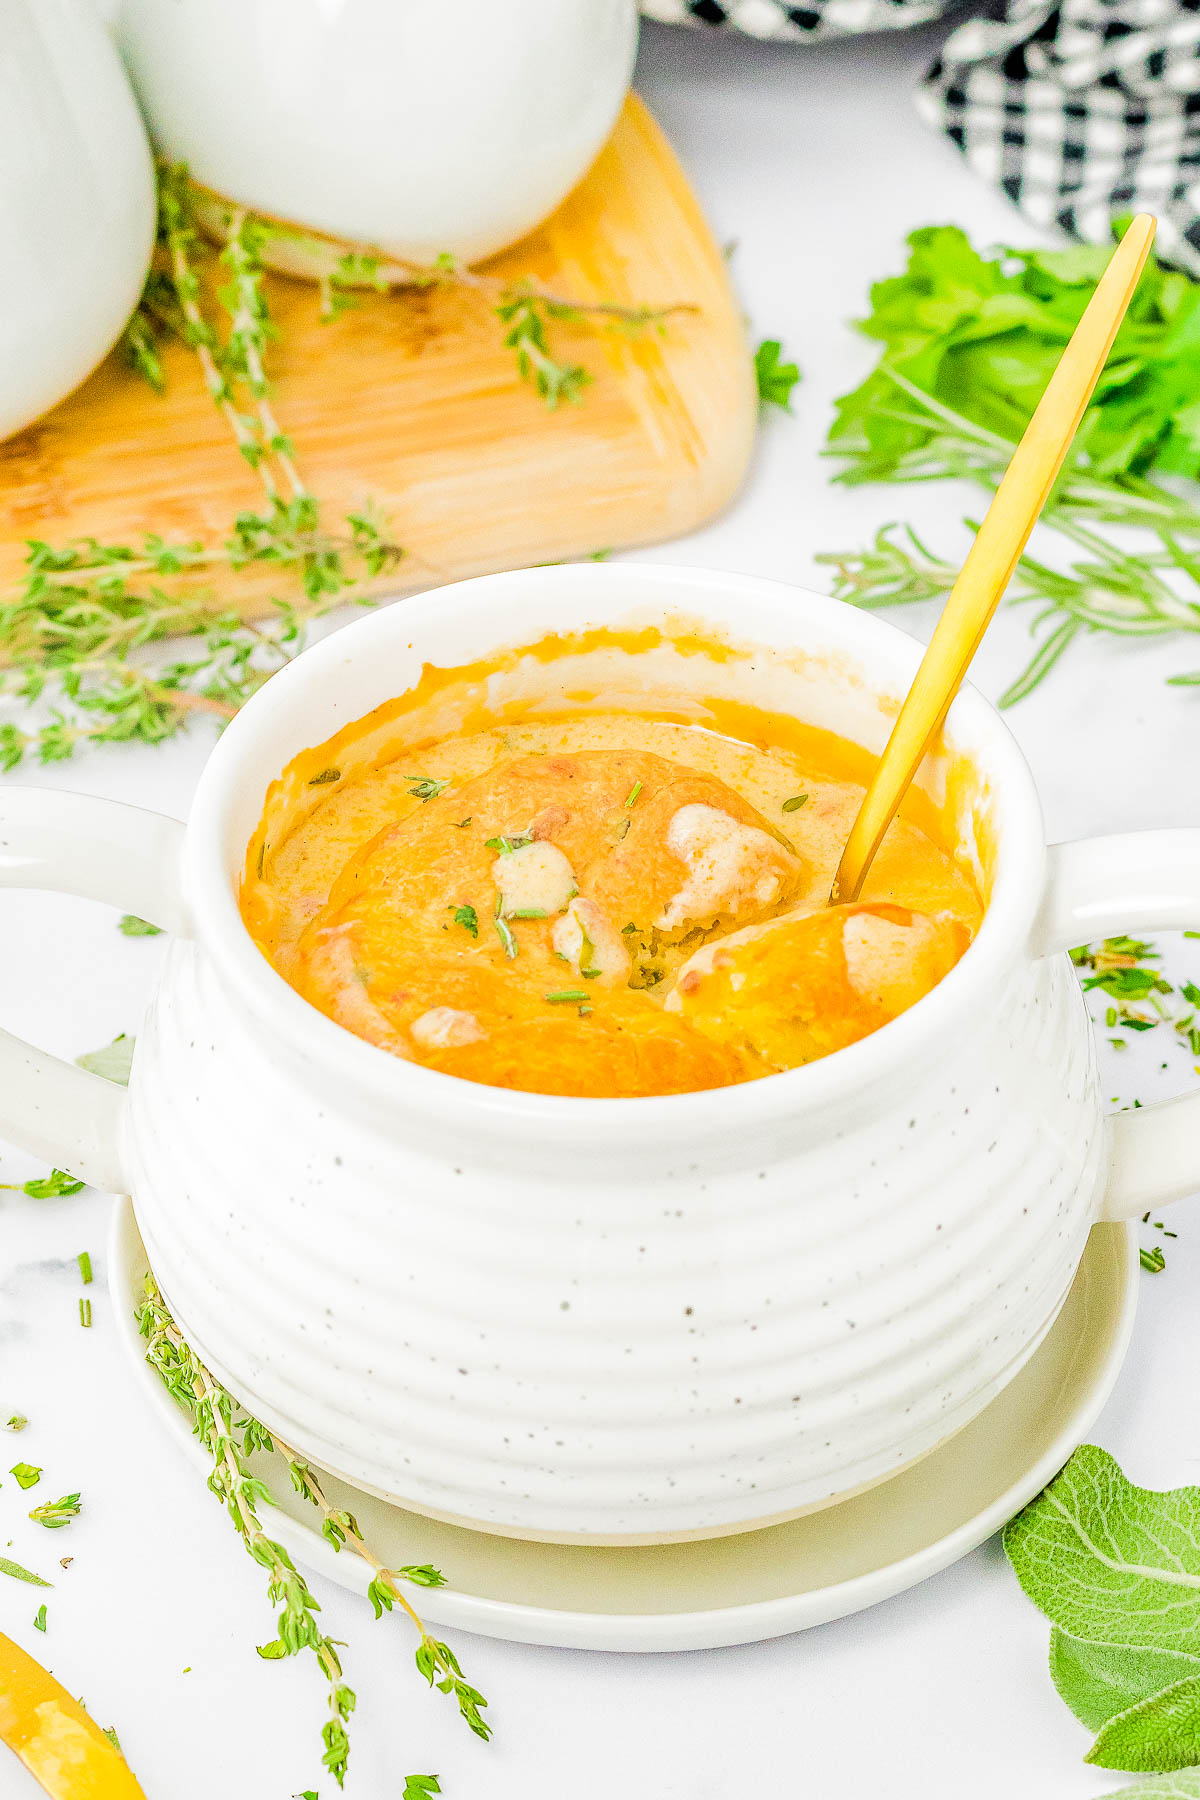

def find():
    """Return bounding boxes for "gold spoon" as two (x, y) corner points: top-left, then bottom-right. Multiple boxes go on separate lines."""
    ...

(830, 213), (1157, 906)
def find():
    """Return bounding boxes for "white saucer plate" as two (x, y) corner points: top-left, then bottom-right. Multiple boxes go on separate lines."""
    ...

(110, 1198), (1137, 1653)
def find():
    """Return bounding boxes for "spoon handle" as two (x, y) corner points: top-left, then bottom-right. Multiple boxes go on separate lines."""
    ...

(831, 213), (1157, 906)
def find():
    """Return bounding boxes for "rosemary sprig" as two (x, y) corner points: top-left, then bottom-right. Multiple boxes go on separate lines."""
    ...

(137, 1275), (488, 1785)
(820, 376), (1200, 704)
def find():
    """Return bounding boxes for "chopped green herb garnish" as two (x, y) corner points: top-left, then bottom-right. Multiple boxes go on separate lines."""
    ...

(405, 775), (449, 802)
(29, 1493), (81, 1529)
(493, 896), (517, 960)
(5, 1415), (27, 1432)
(1182, 981), (1200, 1006)
(621, 922), (638, 935)
(781, 793), (809, 813)
(544, 990), (588, 1004)
(577, 1005), (593, 1017)
(33, 1604), (46, 1632)
(0, 1169), (85, 1199)
(76, 1034), (134, 1085)
(453, 817), (472, 828)
(79, 1298), (92, 1328)
(118, 914), (163, 936)
(451, 905), (478, 938)
(485, 832), (533, 854)
(0, 1556), (49, 1587)
(1140, 1245), (1166, 1273)
(308, 767), (341, 786)
(624, 781), (642, 809)
(11, 1464), (40, 1490)
(754, 338), (801, 410)
(507, 907), (548, 920)
(77, 1251), (92, 1286)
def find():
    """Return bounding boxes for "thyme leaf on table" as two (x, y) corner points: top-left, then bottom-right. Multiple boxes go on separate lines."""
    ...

(137, 1274), (490, 1788)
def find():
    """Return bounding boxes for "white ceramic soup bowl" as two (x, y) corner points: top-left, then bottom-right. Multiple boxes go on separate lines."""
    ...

(3, 564), (1198, 1545)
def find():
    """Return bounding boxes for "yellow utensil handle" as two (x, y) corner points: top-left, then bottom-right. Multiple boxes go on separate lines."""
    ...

(831, 213), (1157, 905)
(0, 1632), (147, 1799)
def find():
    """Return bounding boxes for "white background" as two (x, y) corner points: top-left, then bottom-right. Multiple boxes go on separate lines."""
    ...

(4, 18), (1200, 1800)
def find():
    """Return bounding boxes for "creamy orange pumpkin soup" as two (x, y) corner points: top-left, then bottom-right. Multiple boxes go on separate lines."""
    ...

(242, 671), (982, 1098)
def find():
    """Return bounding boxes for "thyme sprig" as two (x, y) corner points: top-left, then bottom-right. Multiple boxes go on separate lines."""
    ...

(820, 374), (1200, 705)
(137, 1274), (488, 1785)
(174, 178), (694, 408)
(1, 164), (401, 769)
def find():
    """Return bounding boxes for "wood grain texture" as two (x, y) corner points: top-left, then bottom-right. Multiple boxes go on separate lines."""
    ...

(0, 97), (755, 609)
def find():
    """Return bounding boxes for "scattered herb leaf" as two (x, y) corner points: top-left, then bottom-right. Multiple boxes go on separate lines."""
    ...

(29, 1493), (81, 1529)
(118, 914), (163, 936)
(76, 1035), (134, 1086)
(781, 793), (809, 813)
(0, 1169), (85, 1199)
(754, 338), (801, 410)
(0, 1556), (49, 1587)
(308, 768), (341, 786)
(451, 905), (478, 939)
(11, 1464), (40, 1490)
(33, 1605), (46, 1632)
(405, 776), (449, 803)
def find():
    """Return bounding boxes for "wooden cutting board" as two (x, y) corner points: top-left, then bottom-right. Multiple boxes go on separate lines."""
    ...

(0, 96), (756, 608)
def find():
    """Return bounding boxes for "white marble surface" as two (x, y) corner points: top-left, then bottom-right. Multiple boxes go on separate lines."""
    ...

(3, 18), (1200, 1799)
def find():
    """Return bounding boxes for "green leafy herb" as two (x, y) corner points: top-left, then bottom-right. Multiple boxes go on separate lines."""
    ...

(453, 817), (472, 829)
(452, 904), (479, 938)
(403, 1779), (441, 1800)
(821, 224), (1200, 701)
(485, 833), (534, 854)
(404, 776), (449, 803)
(1007, 1446), (1200, 1771)
(0, 1169), (85, 1199)
(621, 922), (638, 934)
(77, 1251), (93, 1286)
(781, 793), (809, 813)
(76, 1034), (134, 1086)
(1141, 1245), (1167, 1274)
(118, 914), (163, 936)
(11, 1463), (40, 1489)
(29, 1493), (81, 1529)
(33, 1604), (46, 1632)
(544, 989), (589, 1004)
(137, 1274), (490, 1786)
(0, 1556), (49, 1588)
(493, 895), (518, 960)
(308, 767), (341, 786)
(754, 339), (801, 410)
(5, 1415), (27, 1432)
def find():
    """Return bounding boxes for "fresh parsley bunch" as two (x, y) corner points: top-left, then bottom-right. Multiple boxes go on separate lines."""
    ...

(822, 225), (1200, 703)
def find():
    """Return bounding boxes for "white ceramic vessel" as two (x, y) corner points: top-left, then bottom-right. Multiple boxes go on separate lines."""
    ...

(1, 564), (1198, 1545)
(112, 0), (639, 265)
(0, 0), (156, 441)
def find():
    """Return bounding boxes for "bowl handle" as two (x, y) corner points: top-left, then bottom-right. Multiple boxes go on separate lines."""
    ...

(0, 788), (186, 1192)
(1033, 829), (1200, 1221)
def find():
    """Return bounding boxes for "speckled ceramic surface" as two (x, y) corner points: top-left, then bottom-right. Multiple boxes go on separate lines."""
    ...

(110, 1195), (1137, 1651)
(2, 564), (1199, 1544)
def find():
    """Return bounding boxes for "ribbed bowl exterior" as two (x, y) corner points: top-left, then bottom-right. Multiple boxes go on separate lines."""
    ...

(126, 937), (1104, 1543)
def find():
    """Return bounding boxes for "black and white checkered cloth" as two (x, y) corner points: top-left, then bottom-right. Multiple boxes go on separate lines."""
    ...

(641, 0), (1200, 274)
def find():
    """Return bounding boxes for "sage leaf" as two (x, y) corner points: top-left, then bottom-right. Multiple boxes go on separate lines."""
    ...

(1087, 1675), (1200, 1772)
(1051, 1629), (1200, 1732)
(1005, 1446), (1200, 1652)
(1097, 1777), (1200, 1798)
